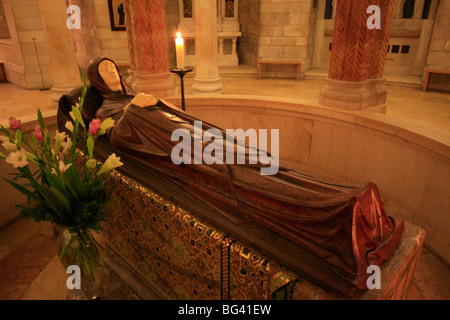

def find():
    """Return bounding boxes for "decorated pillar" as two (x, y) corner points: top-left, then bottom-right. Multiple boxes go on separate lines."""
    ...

(367, 0), (397, 107)
(123, 0), (136, 89)
(38, 0), (81, 106)
(192, 0), (223, 93)
(319, 0), (396, 111)
(125, 0), (175, 97)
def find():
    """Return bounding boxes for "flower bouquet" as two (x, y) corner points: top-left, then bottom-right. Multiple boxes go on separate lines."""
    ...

(0, 69), (123, 291)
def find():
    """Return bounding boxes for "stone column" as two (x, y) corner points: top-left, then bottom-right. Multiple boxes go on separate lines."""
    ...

(38, 0), (81, 106)
(414, 0), (426, 19)
(123, 0), (136, 89)
(319, 0), (396, 111)
(394, 0), (403, 19)
(125, 0), (175, 97)
(367, 0), (397, 107)
(192, 0), (223, 93)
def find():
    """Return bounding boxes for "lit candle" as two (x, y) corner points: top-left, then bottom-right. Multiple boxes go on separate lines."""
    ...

(175, 32), (185, 69)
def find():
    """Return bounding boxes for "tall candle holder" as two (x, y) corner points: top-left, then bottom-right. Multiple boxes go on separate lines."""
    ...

(169, 67), (193, 111)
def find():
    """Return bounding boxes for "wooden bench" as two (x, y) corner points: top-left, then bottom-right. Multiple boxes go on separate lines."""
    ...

(423, 68), (450, 92)
(258, 59), (302, 80)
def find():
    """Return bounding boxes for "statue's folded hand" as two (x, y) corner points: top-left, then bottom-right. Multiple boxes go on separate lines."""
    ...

(131, 93), (158, 108)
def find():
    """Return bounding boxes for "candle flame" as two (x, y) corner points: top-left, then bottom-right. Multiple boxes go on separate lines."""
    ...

(177, 32), (181, 38)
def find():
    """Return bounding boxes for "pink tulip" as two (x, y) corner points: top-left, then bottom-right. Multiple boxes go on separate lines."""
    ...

(9, 117), (22, 130)
(89, 118), (102, 136)
(34, 125), (47, 143)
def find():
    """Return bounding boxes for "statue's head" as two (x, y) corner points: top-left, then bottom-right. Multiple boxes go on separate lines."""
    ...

(98, 59), (123, 92)
(87, 56), (128, 96)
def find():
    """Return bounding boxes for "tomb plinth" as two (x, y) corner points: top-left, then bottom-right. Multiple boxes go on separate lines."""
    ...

(57, 58), (425, 299)
(99, 171), (425, 300)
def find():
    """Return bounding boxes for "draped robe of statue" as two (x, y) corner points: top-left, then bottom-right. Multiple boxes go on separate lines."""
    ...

(68, 56), (404, 293)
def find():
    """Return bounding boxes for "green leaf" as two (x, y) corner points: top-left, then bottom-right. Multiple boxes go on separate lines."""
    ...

(2, 177), (40, 201)
(43, 168), (65, 191)
(14, 129), (22, 147)
(87, 135), (94, 158)
(63, 165), (81, 200)
(88, 179), (104, 193)
(37, 109), (46, 134)
(31, 133), (37, 150)
(0, 125), (12, 140)
(78, 65), (87, 111)
(32, 184), (58, 214)
(48, 186), (71, 212)
(71, 105), (85, 128)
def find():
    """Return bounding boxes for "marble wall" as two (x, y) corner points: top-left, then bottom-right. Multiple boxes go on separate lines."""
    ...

(0, 0), (129, 89)
(0, 0), (52, 90)
(238, 0), (261, 67)
(257, 0), (315, 78)
(425, 0), (450, 91)
(0, 1), (10, 39)
(68, 0), (128, 72)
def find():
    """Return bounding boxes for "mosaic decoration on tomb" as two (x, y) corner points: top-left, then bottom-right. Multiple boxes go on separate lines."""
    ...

(102, 172), (307, 300)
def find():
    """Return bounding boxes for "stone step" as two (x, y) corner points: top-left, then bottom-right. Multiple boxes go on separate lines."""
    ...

(181, 64), (259, 79)
(305, 68), (422, 88)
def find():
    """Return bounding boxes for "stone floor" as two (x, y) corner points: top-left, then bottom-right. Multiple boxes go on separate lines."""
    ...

(1, 218), (449, 300)
(1, 69), (450, 138)
(0, 70), (449, 300)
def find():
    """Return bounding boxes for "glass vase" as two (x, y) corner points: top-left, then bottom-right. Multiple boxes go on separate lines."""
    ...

(56, 226), (104, 300)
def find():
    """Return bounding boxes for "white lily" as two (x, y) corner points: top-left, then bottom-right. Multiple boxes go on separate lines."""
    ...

(59, 161), (72, 172)
(97, 153), (123, 176)
(65, 121), (74, 132)
(86, 158), (97, 170)
(25, 151), (38, 165)
(98, 117), (115, 136)
(61, 137), (72, 154)
(5, 149), (28, 168)
(0, 135), (17, 152)
(54, 130), (66, 153)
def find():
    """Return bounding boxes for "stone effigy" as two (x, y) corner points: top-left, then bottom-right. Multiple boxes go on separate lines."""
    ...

(58, 56), (404, 296)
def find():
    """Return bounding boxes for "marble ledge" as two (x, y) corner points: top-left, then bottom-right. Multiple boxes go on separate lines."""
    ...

(0, 109), (58, 132)
(165, 94), (450, 159)
(10, 94), (449, 162)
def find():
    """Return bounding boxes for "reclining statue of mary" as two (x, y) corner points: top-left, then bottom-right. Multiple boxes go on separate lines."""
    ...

(58, 56), (404, 294)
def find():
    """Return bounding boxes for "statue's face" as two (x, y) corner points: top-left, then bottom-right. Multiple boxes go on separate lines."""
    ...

(98, 60), (123, 92)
